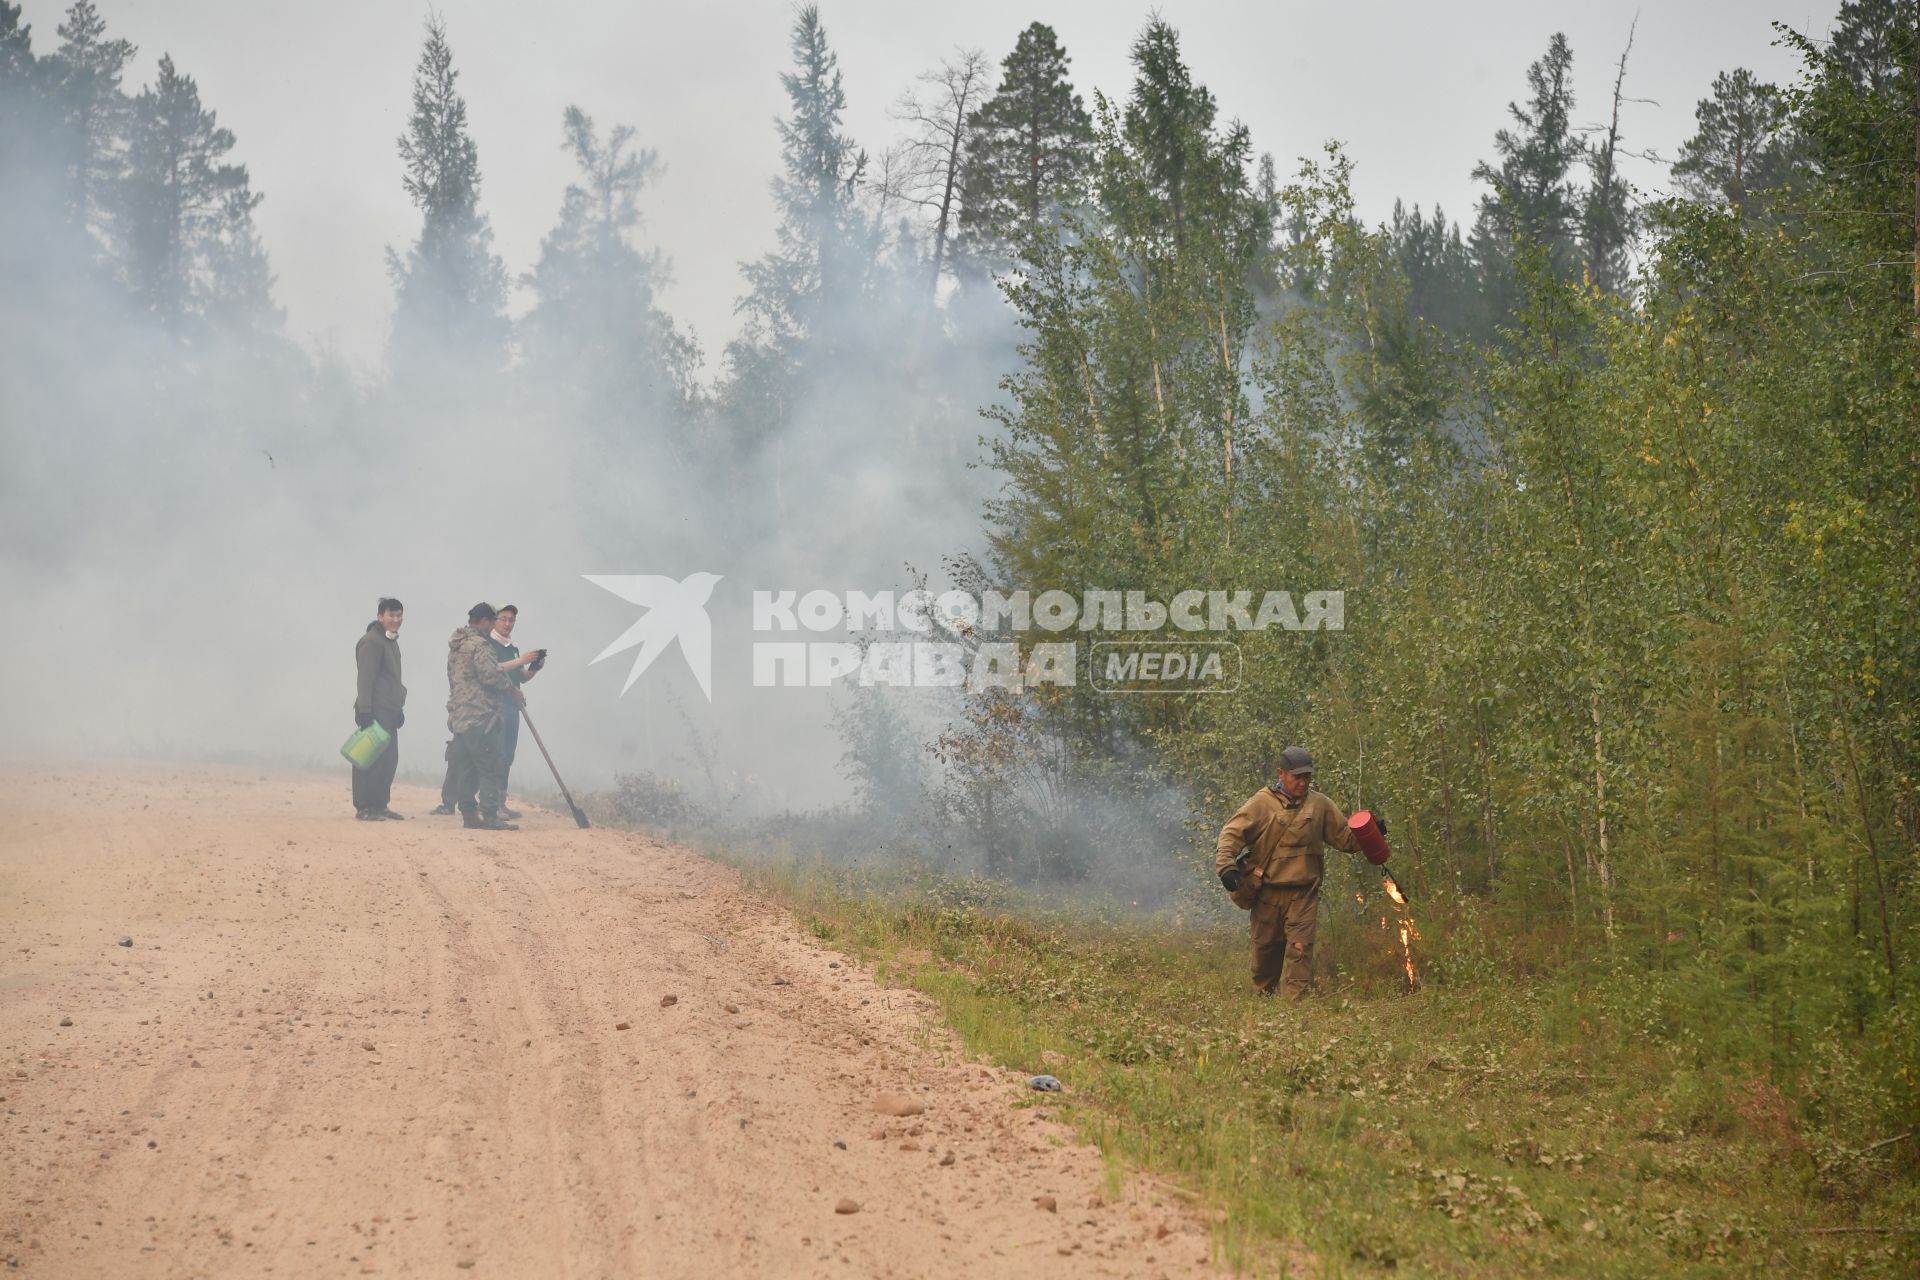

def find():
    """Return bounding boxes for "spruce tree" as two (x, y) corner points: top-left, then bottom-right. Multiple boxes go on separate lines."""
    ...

(1386, 201), (1479, 336)
(386, 15), (506, 377)
(722, 4), (872, 450)
(955, 23), (1092, 267)
(1121, 17), (1221, 243)
(522, 107), (696, 442)
(1470, 34), (1585, 320)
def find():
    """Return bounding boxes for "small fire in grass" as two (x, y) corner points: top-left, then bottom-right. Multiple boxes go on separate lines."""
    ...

(1379, 868), (1419, 989)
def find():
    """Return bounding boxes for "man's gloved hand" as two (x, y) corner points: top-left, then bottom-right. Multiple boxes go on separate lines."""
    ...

(1219, 867), (1242, 893)
(393, 710), (406, 729)
(1377, 815), (1389, 836)
(355, 711), (374, 729)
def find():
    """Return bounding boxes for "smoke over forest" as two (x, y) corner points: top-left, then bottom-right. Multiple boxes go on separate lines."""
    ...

(3, 0), (1914, 927)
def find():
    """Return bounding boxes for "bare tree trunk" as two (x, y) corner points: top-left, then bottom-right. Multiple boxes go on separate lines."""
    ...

(1218, 307), (1235, 548)
(1591, 686), (1615, 942)
(888, 50), (990, 295)
(1587, 19), (1637, 290)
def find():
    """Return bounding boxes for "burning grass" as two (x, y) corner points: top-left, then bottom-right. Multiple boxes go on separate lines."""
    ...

(731, 856), (1919, 1277)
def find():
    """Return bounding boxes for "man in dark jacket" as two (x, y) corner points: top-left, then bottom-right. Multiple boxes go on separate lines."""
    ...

(352, 598), (408, 820)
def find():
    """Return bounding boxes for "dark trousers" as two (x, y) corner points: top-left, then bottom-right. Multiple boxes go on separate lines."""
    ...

(500, 704), (520, 796)
(350, 724), (399, 812)
(447, 724), (505, 816)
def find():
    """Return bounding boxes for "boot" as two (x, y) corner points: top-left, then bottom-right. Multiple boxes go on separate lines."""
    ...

(474, 810), (518, 831)
(500, 806), (522, 820)
(354, 808), (381, 821)
(429, 803), (456, 816)
(374, 808), (407, 821)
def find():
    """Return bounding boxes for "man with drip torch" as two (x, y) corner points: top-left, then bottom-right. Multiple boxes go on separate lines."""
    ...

(1214, 746), (1387, 999)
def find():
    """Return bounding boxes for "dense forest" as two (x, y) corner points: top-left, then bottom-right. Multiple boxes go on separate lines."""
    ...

(2, 0), (1915, 1229)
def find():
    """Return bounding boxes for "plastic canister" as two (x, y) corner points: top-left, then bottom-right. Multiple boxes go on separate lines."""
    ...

(339, 722), (393, 771)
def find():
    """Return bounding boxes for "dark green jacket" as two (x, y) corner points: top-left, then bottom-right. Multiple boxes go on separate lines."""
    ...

(354, 622), (406, 728)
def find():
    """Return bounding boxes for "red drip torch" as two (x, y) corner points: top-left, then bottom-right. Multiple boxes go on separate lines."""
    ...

(1350, 810), (1409, 904)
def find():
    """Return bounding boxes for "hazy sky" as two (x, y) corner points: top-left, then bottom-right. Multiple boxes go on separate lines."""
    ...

(33, 0), (1840, 371)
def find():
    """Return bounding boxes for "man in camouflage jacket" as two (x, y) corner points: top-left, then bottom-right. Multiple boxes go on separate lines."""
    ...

(1214, 746), (1381, 999)
(445, 602), (538, 830)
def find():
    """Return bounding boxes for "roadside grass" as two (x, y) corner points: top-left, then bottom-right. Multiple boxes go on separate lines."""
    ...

(722, 855), (1917, 1278)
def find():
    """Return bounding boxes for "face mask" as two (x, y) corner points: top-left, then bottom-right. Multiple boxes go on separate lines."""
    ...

(385, 629), (399, 640)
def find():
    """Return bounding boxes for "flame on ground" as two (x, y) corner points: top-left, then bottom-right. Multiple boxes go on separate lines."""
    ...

(1399, 917), (1422, 987)
(1377, 871), (1419, 989)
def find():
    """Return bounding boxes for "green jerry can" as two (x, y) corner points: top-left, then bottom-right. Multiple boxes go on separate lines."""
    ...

(339, 721), (393, 770)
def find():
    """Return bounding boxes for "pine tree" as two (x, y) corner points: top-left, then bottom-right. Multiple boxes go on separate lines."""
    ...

(120, 54), (258, 330)
(955, 23), (1092, 268)
(1672, 70), (1800, 215)
(47, 0), (134, 247)
(1827, 0), (1918, 92)
(386, 15), (506, 377)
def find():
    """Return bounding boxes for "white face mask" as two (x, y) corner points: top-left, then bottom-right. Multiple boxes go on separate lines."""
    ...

(385, 629), (399, 640)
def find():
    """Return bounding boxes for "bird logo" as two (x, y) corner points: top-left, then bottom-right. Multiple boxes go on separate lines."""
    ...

(584, 572), (724, 701)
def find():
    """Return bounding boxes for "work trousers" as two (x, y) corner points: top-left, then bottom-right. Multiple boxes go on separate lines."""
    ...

(447, 724), (505, 817)
(499, 703), (520, 796)
(350, 723), (399, 813)
(1250, 880), (1320, 999)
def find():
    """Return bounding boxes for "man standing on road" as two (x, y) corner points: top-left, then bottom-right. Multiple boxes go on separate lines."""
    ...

(351, 598), (408, 821)
(488, 605), (544, 820)
(445, 603), (541, 831)
(1214, 746), (1381, 999)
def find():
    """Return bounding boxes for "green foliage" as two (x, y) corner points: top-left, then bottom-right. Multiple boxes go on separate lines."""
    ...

(977, 2), (1918, 1186)
(744, 859), (1920, 1276)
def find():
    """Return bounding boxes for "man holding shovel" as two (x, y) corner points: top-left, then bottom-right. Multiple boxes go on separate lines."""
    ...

(1214, 746), (1383, 999)
(445, 603), (542, 831)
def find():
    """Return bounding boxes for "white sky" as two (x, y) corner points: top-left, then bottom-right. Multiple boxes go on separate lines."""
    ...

(33, 0), (1840, 372)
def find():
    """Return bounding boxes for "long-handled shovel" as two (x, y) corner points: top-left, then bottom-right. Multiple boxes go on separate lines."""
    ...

(518, 706), (590, 829)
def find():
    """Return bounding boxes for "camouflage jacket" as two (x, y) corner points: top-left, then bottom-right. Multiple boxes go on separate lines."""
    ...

(1214, 785), (1361, 888)
(446, 625), (512, 733)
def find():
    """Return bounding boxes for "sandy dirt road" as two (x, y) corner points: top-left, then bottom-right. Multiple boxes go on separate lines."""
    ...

(0, 764), (1226, 1278)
